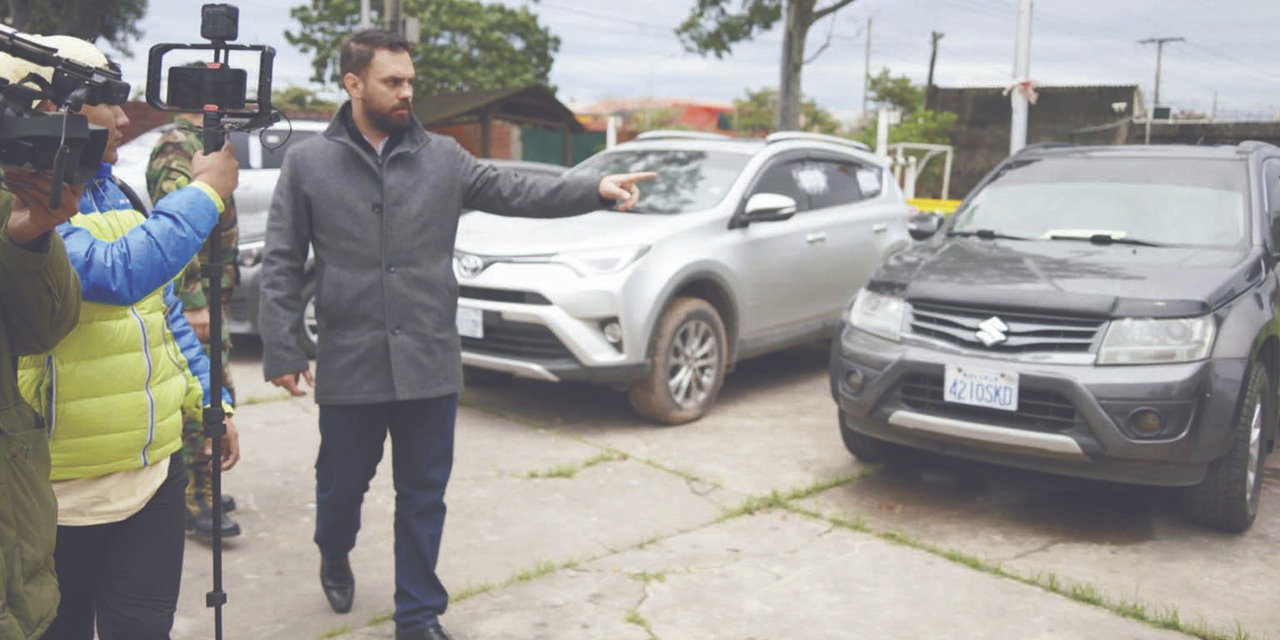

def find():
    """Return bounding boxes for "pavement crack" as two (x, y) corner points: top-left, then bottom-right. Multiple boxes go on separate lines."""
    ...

(999, 539), (1064, 563)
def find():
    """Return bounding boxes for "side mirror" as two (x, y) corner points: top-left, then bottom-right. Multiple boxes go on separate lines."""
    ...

(743, 193), (798, 224)
(907, 212), (944, 241)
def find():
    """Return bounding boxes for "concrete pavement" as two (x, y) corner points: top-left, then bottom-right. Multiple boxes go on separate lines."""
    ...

(168, 343), (1277, 639)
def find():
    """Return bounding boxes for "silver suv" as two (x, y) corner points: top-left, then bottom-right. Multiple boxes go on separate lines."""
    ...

(455, 131), (913, 423)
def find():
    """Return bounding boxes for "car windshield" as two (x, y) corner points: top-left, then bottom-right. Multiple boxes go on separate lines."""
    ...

(567, 149), (751, 214)
(951, 156), (1249, 247)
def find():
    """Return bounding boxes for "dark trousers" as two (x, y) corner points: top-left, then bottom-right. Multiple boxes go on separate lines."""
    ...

(43, 453), (187, 640)
(315, 395), (457, 632)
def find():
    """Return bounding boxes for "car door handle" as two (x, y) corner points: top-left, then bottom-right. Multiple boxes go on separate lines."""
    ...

(872, 223), (889, 234)
(806, 232), (828, 244)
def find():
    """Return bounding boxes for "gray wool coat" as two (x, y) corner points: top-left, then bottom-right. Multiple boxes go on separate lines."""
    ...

(259, 103), (605, 404)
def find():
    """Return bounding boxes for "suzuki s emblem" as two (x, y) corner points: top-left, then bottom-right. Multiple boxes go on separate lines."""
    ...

(976, 317), (1010, 347)
(456, 254), (485, 278)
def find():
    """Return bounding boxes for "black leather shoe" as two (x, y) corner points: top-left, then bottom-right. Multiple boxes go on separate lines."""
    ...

(187, 506), (242, 539)
(221, 494), (237, 513)
(320, 556), (355, 614)
(395, 622), (453, 640)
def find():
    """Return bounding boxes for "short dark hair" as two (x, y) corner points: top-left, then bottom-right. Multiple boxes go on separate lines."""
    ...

(339, 29), (412, 79)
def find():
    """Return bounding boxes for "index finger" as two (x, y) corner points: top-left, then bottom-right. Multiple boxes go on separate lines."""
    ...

(616, 172), (658, 183)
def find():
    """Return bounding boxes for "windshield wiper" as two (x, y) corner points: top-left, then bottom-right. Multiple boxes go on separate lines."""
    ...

(1048, 233), (1165, 247)
(947, 229), (1031, 241)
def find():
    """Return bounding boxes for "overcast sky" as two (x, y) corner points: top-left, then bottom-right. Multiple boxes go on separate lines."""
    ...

(110, 0), (1280, 122)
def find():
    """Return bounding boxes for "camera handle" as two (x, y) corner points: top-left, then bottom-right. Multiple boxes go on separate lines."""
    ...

(201, 103), (229, 640)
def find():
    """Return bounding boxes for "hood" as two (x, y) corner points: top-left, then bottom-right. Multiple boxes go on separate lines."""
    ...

(872, 238), (1262, 318)
(455, 209), (702, 256)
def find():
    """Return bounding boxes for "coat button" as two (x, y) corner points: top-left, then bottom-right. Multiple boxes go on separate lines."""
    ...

(372, 202), (383, 214)
(386, 264), (397, 273)
(391, 326), (402, 335)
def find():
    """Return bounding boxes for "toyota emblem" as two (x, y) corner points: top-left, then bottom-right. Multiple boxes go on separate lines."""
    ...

(457, 254), (485, 278)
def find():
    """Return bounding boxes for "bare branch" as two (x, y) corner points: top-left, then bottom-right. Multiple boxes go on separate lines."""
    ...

(803, 15), (836, 65)
(812, 0), (859, 23)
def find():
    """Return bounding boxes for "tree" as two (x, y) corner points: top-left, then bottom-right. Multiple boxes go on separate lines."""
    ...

(867, 68), (924, 113)
(677, 0), (861, 131)
(732, 87), (841, 136)
(2, 0), (147, 56)
(287, 0), (561, 95)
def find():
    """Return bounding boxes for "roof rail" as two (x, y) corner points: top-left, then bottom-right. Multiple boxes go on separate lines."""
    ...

(1014, 141), (1078, 154)
(765, 131), (871, 152)
(634, 130), (733, 141)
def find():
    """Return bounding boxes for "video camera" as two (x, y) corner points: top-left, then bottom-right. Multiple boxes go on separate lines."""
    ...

(147, 3), (280, 152)
(0, 27), (131, 208)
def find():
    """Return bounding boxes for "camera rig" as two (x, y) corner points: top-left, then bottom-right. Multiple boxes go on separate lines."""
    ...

(0, 27), (131, 208)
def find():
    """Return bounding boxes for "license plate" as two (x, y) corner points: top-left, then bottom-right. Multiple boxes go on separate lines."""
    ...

(943, 365), (1019, 412)
(456, 306), (484, 339)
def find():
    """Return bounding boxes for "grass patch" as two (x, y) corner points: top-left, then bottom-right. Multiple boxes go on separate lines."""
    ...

(315, 626), (352, 639)
(625, 609), (659, 639)
(238, 393), (293, 406)
(525, 450), (629, 480)
(628, 570), (668, 584)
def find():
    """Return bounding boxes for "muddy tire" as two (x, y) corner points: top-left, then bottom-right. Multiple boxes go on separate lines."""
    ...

(1181, 362), (1270, 533)
(628, 297), (728, 425)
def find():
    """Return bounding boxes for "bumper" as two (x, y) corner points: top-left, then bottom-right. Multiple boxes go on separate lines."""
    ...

(456, 262), (649, 386)
(830, 325), (1249, 487)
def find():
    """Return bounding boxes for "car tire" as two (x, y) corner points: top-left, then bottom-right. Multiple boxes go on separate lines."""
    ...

(839, 410), (910, 464)
(1181, 362), (1271, 533)
(628, 297), (728, 425)
(298, 278), (318, 359)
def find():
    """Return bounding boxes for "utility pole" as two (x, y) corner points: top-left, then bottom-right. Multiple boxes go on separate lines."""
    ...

(1009, 0), (1033, 155)
(384, 0), (401, 32)
(862, 17), (872, 121)
(1212, 89), (1218, 121)
(360, 0), (371, 28)
(925, 31), (944, 110)
(1139, 36), (1183, 144)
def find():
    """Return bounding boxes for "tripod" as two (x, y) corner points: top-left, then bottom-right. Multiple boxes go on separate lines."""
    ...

(201, 109), (230, 640)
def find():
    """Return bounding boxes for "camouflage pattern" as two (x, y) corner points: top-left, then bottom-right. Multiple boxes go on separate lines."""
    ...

(146, 117), (239, 516)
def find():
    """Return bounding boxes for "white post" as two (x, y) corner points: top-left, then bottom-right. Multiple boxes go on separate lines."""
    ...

(941, 148), (953, 200)
(904, 156), (919, 201)
(875, 107), (890, 157)
(1009, 0), (1033, 155)
(606, 116), (619, 149)
(360, 0), (371, 28)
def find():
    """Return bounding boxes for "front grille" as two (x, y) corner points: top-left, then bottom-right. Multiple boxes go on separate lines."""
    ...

(909, 301), (1105, 354)
(898, 373), (1078, 432)
(461, 314), (573, 361)
(459, 286), (551, 305)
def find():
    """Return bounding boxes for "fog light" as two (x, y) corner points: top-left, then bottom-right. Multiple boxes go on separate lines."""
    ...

(603, 321), (624, 345)
(845, 368), (865, 393)
(1129, 408), (1163, 436)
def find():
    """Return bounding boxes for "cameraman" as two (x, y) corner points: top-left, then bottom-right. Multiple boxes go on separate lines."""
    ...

(0, 175), (83, 638)
(6, 35), (241, 639)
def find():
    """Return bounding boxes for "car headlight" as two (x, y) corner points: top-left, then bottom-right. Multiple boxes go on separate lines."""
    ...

(237, 240), (265, 268)
(845, 288), (905, 342)
(1096, 316), (1216, 365)
(551, 245), (649, 277)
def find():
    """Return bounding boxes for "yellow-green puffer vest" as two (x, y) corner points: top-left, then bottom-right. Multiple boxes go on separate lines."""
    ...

(17, 207), (203, 481)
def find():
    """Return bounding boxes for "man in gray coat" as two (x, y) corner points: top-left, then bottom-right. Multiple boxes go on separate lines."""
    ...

(258, 30), (654, 640)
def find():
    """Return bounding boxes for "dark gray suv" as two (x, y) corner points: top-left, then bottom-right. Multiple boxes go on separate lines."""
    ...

(830, 142), (1280, 532)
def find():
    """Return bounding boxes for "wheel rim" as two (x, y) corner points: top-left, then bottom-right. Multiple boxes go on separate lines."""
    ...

(1247, 399), (1263, 506)
(666, 319), (719, 410)
(303, 296), (320, 347)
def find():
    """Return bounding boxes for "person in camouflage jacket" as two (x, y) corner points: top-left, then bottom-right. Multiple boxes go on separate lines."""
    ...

(146, 113), (244, 540)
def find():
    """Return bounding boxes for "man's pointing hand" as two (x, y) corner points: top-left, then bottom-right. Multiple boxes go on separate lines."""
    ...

(599, 172), (658, 212)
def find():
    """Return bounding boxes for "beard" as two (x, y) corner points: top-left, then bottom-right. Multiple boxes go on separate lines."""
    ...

(368, 102), (412, 136)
